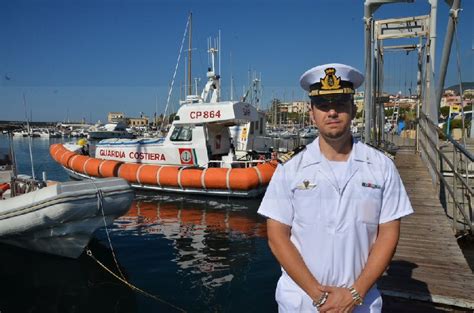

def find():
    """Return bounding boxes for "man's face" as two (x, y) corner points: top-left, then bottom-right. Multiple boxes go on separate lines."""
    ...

(309, 94), (355, 141)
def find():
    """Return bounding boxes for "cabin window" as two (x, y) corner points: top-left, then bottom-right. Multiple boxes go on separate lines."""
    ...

(250, 122), (254, 135)
(170, 126), (192, 141)
(259, 118), (263, 135)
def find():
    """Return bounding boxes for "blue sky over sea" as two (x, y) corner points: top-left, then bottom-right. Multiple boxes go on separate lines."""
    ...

(0, 0), (472, 122)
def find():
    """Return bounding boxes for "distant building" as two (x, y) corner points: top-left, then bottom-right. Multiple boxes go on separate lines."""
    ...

(387, 98), (416, 109)
(440, 95), (471, 108)
(108, 112), (125, 123)
(353, 92), (365, 114)
(464, 89), (474, 98)
(127, 116), (149, 127)
(286, 101), (308, 114)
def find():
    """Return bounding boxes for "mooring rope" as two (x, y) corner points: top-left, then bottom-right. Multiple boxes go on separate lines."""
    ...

(86, 249), (186, 313)
(96, 188), (126, 280)
(89, 183), (187, 313)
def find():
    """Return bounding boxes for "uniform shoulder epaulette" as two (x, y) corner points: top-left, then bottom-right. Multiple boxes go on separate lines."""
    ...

(365, 142), (395, 161)
(277, 145), (306, 164)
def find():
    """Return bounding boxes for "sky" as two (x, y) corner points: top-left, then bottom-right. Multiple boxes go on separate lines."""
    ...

(0, 0), (472, 122)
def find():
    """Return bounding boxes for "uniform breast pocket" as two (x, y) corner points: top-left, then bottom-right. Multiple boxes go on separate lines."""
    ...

(357, 187), (382, 225)
(292, 188), (322, 225)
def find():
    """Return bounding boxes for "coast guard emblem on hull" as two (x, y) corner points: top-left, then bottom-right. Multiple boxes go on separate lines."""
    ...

(296, 179), (317, 190)
(321, 68), (341, 90)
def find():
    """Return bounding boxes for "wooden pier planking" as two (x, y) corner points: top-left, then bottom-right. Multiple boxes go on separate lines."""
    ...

(378, 149), (474, 310)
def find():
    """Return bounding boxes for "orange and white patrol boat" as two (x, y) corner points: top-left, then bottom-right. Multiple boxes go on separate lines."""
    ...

(50, 101), (277, 197)
(50, 44), (277, 197)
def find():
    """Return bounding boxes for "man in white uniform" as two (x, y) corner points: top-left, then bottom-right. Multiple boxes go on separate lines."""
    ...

(258, 63), (413, 312)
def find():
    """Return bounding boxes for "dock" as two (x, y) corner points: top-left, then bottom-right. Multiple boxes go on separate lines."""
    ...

(378, 148), (474, 311)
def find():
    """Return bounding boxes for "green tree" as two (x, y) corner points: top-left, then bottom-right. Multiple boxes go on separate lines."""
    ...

(440, 106), (450, 118)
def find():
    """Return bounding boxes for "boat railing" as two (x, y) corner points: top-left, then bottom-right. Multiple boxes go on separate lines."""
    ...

(207, 159), (268, 168)
(416, 111), (473, 235)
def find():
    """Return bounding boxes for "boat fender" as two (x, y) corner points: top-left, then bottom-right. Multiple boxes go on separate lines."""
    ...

(0, 182), (10, 195)
(277, 145), (306, 164)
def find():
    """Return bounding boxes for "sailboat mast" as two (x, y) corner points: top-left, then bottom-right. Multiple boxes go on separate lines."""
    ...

(23, 93), (36, 180)
(187, 12), (192, 96)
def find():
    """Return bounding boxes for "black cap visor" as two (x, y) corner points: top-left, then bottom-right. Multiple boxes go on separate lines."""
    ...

(310, 94), (353, 106)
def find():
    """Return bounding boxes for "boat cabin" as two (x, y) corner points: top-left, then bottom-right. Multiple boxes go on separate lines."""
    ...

(95, 101), (263, 168)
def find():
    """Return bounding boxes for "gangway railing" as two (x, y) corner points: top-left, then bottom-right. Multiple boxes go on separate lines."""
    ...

(416, 111), (473, 235)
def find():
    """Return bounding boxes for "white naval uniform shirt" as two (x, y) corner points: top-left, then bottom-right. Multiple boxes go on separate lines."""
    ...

(258, 138), (413, 312)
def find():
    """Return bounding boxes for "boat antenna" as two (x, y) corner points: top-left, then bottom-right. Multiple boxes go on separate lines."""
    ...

(187, 12), (192, 96)
(162, 13), (191, 130)
(230, 51), (233, 101)
(218, 29), (221, 90)
(23, 93), (36, 180)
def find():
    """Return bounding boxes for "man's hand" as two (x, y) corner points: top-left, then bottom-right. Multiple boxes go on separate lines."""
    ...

(318, 286), (355, 313)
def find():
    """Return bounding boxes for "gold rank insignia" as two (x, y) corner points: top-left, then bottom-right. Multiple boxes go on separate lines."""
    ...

(320, 68), (341, 90)
(277, 145), (306, 164)
(296, 179), (317, 190)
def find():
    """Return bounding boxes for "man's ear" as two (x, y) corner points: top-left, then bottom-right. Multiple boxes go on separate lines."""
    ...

(310, 106), (317, 124)
(351, 104), (357, 119)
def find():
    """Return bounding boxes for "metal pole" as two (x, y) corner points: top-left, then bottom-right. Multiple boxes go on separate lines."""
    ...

(416, 41), (422, 152)
(426, 0), (438, 124)
(453, 148), (458, 232)
(188, 12), (193, 96)
(435, 0), (461, 109)
(377, 44), (386, 145)
(374, 33), (379, 145)
(363, 3), (374, 143)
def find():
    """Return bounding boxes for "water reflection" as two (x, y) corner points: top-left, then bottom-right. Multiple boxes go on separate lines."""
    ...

(114, 194), (266, 290)
(0, 239), (137, 313)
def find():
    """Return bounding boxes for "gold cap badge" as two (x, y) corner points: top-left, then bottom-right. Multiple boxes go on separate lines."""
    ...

(320, 68), (341, 90)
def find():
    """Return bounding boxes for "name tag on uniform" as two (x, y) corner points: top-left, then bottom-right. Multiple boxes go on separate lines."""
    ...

(362, 182), (381, 189)
(296, 179), (317, 190)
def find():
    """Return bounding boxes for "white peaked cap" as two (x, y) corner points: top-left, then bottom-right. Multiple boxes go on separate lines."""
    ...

(300, 63), (364, 96)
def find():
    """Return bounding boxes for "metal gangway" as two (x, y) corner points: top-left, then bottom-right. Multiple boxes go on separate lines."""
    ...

(362, 0), (474, 310)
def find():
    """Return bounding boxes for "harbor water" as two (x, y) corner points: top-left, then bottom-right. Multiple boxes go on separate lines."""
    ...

(0, 136), (281, 313)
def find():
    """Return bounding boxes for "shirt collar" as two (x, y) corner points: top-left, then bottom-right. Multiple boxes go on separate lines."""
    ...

(301, 136), (370, 168)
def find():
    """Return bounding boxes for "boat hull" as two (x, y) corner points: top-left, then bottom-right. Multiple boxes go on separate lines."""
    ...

(0, 178), (134, 258)
(50, 143), (277, 198)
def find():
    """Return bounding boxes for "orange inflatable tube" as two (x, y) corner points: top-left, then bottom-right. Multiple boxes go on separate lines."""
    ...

(49, 144), (277, 192)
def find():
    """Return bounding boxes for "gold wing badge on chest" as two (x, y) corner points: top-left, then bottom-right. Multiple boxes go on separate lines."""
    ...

(296, 179), (317, 190)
